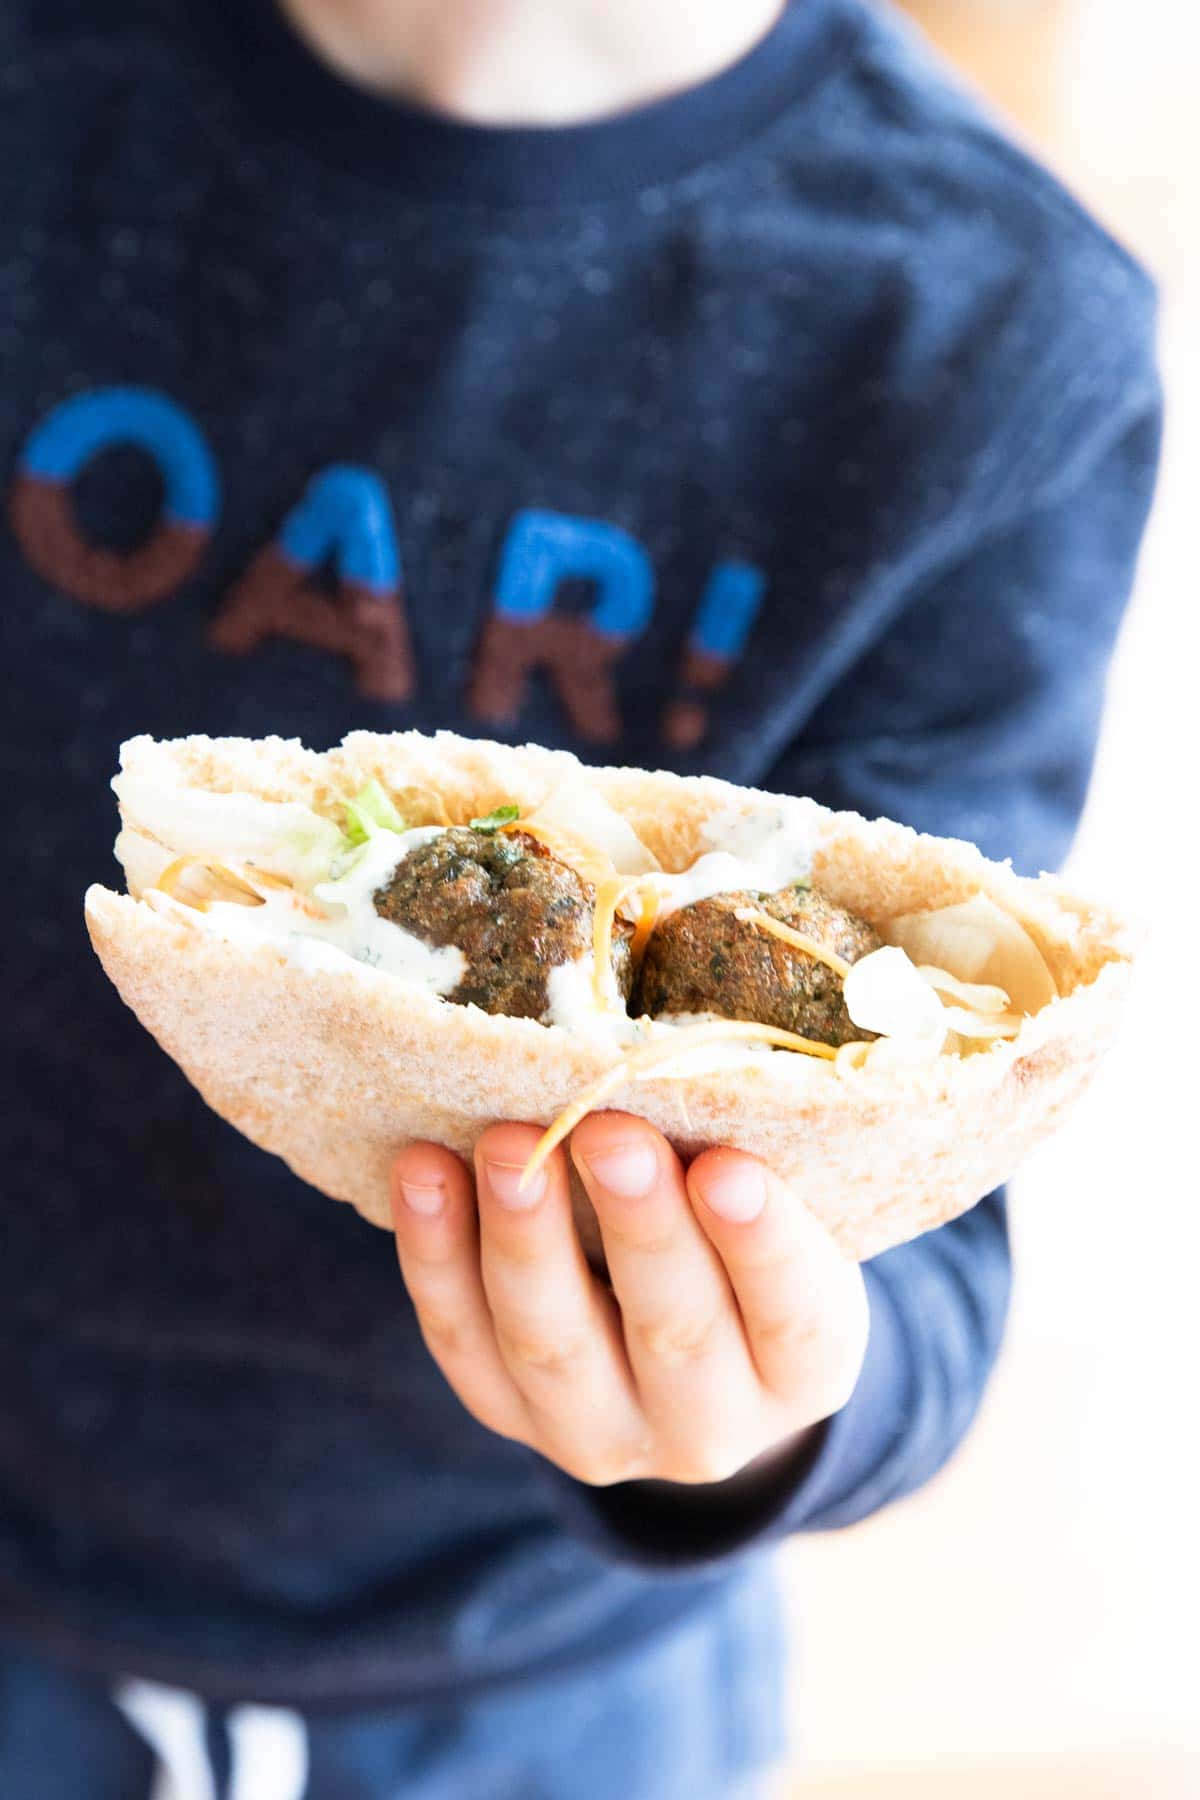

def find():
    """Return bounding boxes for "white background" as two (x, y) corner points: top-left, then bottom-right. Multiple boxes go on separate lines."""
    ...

(785, 3), (1200, 1792)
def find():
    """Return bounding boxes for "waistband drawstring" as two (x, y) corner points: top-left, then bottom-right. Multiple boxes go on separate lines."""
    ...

(114, 1676), (308, 1800)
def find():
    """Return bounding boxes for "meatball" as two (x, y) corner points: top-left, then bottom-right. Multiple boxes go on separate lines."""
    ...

(632, 885), (881, 1047)
(374, 826), (632, 1020)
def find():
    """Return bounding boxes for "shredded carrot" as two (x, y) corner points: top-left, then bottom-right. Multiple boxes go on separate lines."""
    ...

(155, 857), (266, 911)
(152, 857), (333, 920)
(592, 875), (671, 1005)
(519, 1019), (837, 1191)
(630, 885), (663, 967)
(732, 907), (852, 979)
(503, 810), (667, 1012)
(591, 879), (628, 1008)
(154, 856), (200, 901)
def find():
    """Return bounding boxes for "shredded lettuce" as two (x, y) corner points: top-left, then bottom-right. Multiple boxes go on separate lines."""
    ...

(469, 803), (521, 834)
(113, 770), (345, 888)
(342, 779), (408, 847)
(324, 841), (370, 884)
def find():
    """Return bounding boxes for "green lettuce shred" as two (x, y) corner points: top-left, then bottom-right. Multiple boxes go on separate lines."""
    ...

(342, 779), (407, 847)
(469, 803), (520, 834)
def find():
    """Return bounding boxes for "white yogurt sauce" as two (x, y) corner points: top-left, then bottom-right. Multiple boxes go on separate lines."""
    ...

(142, 781), (822, 1029)
(544, 954), (600, 1030)
(652, 798), (820, 918)
(543, 800), (821, 1036)
(543, 954), (648, 1042)
(200, 825), (466, 996)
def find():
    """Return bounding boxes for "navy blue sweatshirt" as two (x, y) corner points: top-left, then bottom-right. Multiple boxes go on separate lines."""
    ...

(0, 0), (1160, 1707)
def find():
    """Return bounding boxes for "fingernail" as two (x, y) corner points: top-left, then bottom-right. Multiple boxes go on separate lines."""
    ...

(397, 1178), (445, 1217)
(486, 1158), (546, 1211)
(582, 1142), (658, 1199)
(696, 1160), (766, 1223)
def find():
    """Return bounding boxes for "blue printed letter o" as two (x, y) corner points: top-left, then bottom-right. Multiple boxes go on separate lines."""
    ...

(9, 387), (219, 612)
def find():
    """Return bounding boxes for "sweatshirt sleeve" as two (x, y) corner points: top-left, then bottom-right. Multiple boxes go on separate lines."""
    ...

(542, 374), (1163, 1569)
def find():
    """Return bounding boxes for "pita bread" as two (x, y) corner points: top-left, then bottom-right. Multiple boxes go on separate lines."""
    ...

(84, 730), (1139, 1261)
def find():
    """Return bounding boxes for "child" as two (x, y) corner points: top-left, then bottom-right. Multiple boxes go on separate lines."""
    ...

(0, 0), (1161, 1793)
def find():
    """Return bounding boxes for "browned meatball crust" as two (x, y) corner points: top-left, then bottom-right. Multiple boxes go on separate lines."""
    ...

(632, 885), (881, 1047)
(374, 826), (632, 1020)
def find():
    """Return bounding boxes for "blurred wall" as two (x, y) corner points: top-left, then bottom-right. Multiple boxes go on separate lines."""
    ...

(782, 3), (1200, 1793)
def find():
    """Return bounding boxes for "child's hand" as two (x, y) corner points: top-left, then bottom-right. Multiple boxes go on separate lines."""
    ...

(390, 1115), (869, 1487)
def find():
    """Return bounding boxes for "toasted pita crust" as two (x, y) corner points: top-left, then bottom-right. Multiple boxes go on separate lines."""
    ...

(84, 730), (1139, 1261)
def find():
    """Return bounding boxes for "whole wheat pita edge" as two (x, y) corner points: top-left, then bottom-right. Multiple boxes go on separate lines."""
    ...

(83, 730), (1140, 1262)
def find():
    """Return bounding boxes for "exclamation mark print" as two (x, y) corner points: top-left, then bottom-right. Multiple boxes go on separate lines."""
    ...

(661, 561), (766, 751)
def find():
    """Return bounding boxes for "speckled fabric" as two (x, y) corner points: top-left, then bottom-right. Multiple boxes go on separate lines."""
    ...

(0, 0), (1160, 1734)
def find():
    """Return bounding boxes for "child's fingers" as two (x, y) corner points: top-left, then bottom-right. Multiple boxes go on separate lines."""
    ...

(474, 1123), (652, 1487)
(390, 1141), (531, 1446)
(686, 1148), (869, 1419)
(570, 1113), (767, 1483)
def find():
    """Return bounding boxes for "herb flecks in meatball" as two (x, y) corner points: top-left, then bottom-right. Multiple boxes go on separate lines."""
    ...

(633, 885), (881, 1047)
(374, 826), (632, 1020)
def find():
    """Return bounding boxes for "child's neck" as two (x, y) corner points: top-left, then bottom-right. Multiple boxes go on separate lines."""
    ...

(277, 0), (787, 125)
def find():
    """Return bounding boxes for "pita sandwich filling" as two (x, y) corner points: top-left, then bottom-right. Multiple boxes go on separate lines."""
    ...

(85, 731), (1139, 1258)
(119, 756), (1058, 1183)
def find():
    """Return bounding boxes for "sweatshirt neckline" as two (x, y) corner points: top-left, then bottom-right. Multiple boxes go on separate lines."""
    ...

(187, 1), (845, 207)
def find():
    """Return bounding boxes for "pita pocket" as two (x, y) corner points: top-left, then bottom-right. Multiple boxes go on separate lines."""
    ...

(84, 729), (1139, 1261)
